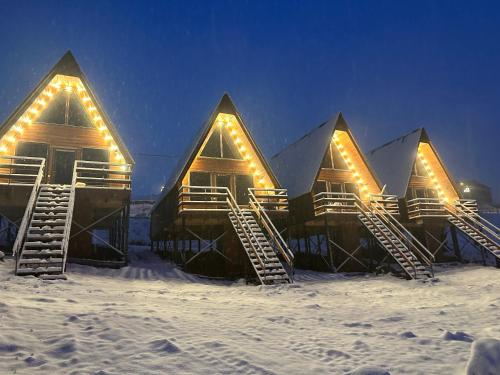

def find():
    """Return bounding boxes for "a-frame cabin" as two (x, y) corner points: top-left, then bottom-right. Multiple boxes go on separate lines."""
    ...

(0, 51), (134, 278)
(367, 128), (499, 264)
(150, 94), (294, 284)
(271, 114), (435, 279)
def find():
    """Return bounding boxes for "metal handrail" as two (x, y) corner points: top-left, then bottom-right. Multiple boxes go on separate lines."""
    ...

(455, 201), (499, 239)
(446, 203), (500, 247)
(13, 158), (46, 274)
(353, 194), (418, 278)
(313, 191), (359, 215)
(248, 189), (294, 271)
(371, 199), (435, 269)
(248, 187), (289, 211)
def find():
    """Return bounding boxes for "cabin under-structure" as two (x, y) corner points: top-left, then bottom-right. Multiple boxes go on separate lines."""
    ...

(367, 128), (499, 265)
(0, 51), (134, 278)
(271, 114), (435, 279)
(150, 94), (294, 285)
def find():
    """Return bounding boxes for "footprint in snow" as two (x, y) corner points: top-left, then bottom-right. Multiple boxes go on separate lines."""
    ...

(48, 341), (76, 358)
(149, 339), (181, 354)
(399, 331), (417, 339)
(344, 322), (373, 328)
(24, 356), (46, 367)
(442, 330), (474, 342)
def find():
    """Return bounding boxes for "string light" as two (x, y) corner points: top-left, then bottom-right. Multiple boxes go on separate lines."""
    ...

(418, 144), (447, 202)
(0, 74), (127, 166)
(333, 130), (370, 198)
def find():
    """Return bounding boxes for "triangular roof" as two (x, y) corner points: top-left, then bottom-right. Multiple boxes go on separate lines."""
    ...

(0, 51), (134, 164)
(270, 113), (382, 200)
(366, 128), (460, 198)
(153, 93), (281, 208)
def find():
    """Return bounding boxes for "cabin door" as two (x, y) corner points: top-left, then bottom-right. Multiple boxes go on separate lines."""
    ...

(52, 149), (76, 185)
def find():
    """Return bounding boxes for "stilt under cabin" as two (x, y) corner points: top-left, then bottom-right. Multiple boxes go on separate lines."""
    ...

(367, 128), (499, 266)
(150, 94), (294, 285)
(271, 114), (435, 279)
(0, 51), (134, 279)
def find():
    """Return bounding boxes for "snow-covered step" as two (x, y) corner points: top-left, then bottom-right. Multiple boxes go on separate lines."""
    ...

(15, 183), (75, 278)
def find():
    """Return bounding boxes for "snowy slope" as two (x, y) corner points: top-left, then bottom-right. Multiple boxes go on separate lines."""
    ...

(1, 247), (499, 374)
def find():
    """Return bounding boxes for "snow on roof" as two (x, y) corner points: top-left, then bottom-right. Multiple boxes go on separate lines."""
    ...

(270, 114), (340, 200)
(152, 93), (280, 211)
(0, 51), (134, 165)
(366, 128), (423, 197)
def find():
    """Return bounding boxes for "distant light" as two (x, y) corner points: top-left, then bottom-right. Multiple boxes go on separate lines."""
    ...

(464, 187), (471, 193)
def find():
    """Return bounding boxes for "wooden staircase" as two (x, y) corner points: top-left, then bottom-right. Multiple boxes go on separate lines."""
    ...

(359, 212), (432, 279)
(15, 184), (75, 279)
(229, 210), (291, 285)
(360, 197), (434, 280)
(447, 202), (500, 260)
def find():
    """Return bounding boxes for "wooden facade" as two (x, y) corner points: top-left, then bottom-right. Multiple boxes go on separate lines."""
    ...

(367, 128), (498, 265)
(151, 94), (290, 280)
(271, 114), (402, 274)
(0, 51), (134, 265)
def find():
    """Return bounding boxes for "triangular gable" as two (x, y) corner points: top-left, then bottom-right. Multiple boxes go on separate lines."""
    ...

(367, 128), (460, 201)
(0, 51), (134, 165)
(271, 113), (382, 200)
(153, 94), (281, 208)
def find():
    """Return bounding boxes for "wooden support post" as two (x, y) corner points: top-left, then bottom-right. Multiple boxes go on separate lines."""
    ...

(325, 216), (334, 271)
(450, 225), (462, 263)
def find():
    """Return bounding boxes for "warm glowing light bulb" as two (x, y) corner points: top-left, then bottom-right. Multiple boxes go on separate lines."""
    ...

(258, 178), (265, 185)
(109, 144), (118, 152)
(65, 85), (73, 93)
(29, 108), (39, 115)
(93, 115), (102, 122)
(0, 144), (7, 153)
(82, 96), (91, 102)
(37, 99), (46, 107)
(249, 162), (256, 169)
(235, 138), (242, 144)
(230, 129), (237, 136)
(6, 135), (16, 143)
(104, 134), (112, 142)
(254, 170), (262, 177)
(13, 125), (23, 134)
(88, 106), (97, 113)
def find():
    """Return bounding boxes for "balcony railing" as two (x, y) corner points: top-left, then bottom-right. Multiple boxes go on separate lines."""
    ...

(407, 197), (448, 220)
(369, 194), (400, 216)
(0, 155), (46, 186)
(73, 160), (132, 190)
(248, 188), (288, 212)
(313, 191), (358, 215)
(178, 185), (289, 213)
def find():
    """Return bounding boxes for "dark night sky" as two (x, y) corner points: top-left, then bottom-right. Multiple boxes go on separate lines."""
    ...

(0, 1), (499, 200)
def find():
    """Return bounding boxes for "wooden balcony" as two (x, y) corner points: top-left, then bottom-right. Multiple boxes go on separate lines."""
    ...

(407, 198), (448, 220)
(313, 192), (400, 217)
(177, 185), (288, 214)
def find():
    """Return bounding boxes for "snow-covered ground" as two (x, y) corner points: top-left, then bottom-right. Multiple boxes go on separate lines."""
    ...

(1, 246), (499, 374)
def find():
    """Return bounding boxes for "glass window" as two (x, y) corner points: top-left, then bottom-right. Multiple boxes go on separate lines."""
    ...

(37, 92), (66, 125)
(68, 93), (93, 127)
(222, 128), (242, 159)
(235, 174), (253, 204)
(313, 180), (327, 195)
(190, 171), (211, 187)
(15, 142), (48, 159)
(200, 126), (243, 159)
(200, 129), (221, 157)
